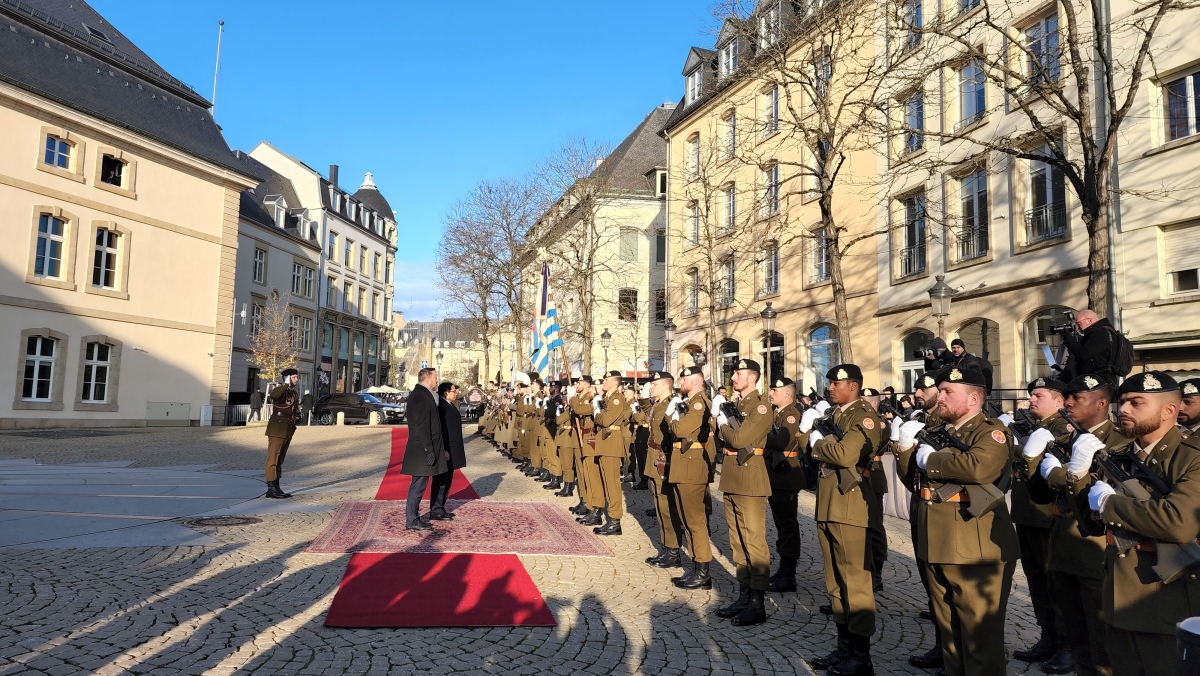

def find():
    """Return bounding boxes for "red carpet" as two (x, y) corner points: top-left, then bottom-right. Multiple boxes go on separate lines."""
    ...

(375, 427), (480, 500)
(323, 552), (556, 627)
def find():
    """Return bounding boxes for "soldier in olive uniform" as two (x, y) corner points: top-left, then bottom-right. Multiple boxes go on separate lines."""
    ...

(713, 359), (774, 626)
(589, 371), (630, 535)
(644, 372), (685, 569)
(1012, 377), (1072, 668)
(764, 377), (805, 592)
(264, 368), (300, 499)
(894, 367), (1019, 676)
(570, 376), (598, 517)
(552, 379), (578, 496)
(1071, 372), (1200, 676)
(860, 387), (890, 591)
(668, 365), (716, 590)
(1023, 374), (1127, 676)
(1178, 378), (1200, 436)
(805, 364), (885, 675)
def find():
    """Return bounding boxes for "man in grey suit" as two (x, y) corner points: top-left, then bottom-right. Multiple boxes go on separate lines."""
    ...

(400, 368), (448, 530)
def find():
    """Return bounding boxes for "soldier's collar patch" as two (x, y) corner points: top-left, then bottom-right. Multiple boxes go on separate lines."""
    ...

(757, 404), (768, 415)
(1186, 383), (1200, 396)
(1034, 377), (1046, 387)
(862, 418), (875, 430)
(950, 369), (963, 381)
(1145, 374), (1163, 390)
(786, 415), (796, 424)
(991, 430), (1007, 443)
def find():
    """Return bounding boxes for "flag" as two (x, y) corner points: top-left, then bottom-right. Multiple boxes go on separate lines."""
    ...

(528, 262), (564, 377)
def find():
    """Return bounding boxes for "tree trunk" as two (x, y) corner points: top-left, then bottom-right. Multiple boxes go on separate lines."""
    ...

(828, 228), (854, 364)
(1083, 194), (1111, 318)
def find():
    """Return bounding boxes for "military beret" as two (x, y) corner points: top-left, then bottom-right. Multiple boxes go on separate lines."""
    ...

(734, 358), (761, 373)
(281, 368), (298, 378)
(1063, 374), (1113, 395)
(1116, 371), (1179, 396)
(915, 369), (943, 390)
(605, 370), (622, 380)
(650, 371), (674, 382)
(557, 379), (571, 387)
(1026, 377), (1067, 394)
(679, 365), (703, 378)
(861, 387), (880, 397)
(574, 375), (593, 384)
(826, 364), (863, 382)
(1181, 378), (1200, 397)
(770, 376), (795, 389)
(938, 367), (987, 388)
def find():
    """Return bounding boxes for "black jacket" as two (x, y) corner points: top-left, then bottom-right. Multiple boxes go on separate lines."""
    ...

(249, 390), (263, 410)
(1061, 317), (1117, 381)
(400, 386), (448, 477)
(439, 398), (467, 470)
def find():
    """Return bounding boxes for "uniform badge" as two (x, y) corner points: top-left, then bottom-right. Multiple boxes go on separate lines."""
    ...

(991, 430), (1006, 443)
(1145, 374), (1163, 390)
(775, 380), (784, 388)
(738, 360), (747, 369)
(757, 405), (767, 415)
(1084, 376), (1099, 389)
(836, 368), (848, 380)
(862, 418), (875, 430)
(949, 369), (963, 381)
(693, 402), (703, 410)
(921, 376), (934, 388)
(1186, 383), (1200, 395)
(1034, 378), (1046, 388)
(787, 415), (796, 424)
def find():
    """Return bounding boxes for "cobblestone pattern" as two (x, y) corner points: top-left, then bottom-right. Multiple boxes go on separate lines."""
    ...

(0, 426), (1048, 675)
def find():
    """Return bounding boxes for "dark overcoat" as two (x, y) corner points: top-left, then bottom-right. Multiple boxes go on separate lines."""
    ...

(439, 398), (467, 470)
(401, 386), (448, 476)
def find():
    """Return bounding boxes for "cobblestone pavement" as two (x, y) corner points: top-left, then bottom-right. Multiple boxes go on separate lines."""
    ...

(0, 425), (1050, 675)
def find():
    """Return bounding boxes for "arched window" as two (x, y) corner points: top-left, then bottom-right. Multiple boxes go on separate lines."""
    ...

(806, 325), (840, 394)
(1024, 307), (1072, 381)
(759, 331), (785, 387)
(899, 330), (934, 392)
(718, 339), (741, 391)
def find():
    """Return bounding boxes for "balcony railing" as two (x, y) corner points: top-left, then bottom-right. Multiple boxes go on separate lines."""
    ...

(1025, 203), (1067, 243)
(957, 225), (989, 261)
(954, 110), (986, 132)
(898, 244), (927, 277)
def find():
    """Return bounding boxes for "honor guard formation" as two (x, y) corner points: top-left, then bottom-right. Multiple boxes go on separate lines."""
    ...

(473, 361), (1200, 676)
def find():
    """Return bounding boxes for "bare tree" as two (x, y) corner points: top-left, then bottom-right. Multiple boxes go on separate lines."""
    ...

(248, 289), (301, 383)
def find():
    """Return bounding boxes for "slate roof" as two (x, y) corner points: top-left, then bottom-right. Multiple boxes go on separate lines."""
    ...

(591, 104), (673, 194)
(0, 0), (253, 178)
(233, 151), (320, 251)
(353, 175), (394, 219)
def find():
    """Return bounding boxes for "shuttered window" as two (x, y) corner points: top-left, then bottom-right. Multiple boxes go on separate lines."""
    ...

(1165, 224), (1200, 292)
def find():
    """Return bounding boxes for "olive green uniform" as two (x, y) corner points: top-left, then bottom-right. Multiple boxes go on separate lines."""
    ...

(897, 413), (1019, 676)
(717, 389), (773, 590)
(571, 393), (599, 509)
(592, 390), (631, 519)
(265, 383), (297, 482)
(766, 403), (806, 559)
(866, 412), (890, 579)
(809, 399), (885, 637)
(1024, 420), (1128, 676)
(553, 399), (579, 483)
(668, 391), (716, 563)
(647, 396), (683, 550)
(1078, 428), (1200, 676)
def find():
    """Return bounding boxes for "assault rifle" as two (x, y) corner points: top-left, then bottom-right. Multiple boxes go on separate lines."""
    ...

(1046, 408), (1086, 464)
(1008, 408), (1038, 441)
(916, 425), (1006, 519)
(718, 400), (757, 465)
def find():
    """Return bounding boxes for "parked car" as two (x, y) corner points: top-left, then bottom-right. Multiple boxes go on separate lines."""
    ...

(313, 393), (403, 425)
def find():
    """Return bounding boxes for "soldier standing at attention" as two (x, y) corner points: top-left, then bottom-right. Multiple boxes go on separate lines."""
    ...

(552, 379), (578, 496)
(644, 372), (685, 569)
(713, 359), (773, 626)
(1076, 372), (1200, 676)
(668, 365), (716, 590)
(894, 367), (1019, 676)
(264, 369), (299, 499)
(860, 387), (890, 592)
(805, 365), (884, 675)
(570, 376), (598, 518)
(1012, 378), (1072, 669)
(764, 377), (805, 593)
(590, 371), (630, 535)
(1178, 378), (1200, 436)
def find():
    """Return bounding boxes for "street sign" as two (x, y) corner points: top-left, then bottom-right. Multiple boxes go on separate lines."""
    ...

(421, 360), (429, 369)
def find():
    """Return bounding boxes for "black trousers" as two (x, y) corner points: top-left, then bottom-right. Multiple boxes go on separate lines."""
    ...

(405, 475), (430, 526)
(429, 470), (454, 514)
(767, 490), (801, 559)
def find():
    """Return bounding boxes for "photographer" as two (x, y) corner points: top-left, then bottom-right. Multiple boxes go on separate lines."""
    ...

(919, 337), (956, 373)
(1056, 310), (1119, 382)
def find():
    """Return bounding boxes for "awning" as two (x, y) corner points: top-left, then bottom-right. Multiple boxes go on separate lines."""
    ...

(1130, 330), (1200, 350)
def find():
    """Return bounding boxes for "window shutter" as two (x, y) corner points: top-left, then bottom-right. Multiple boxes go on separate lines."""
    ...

(1165, 224), (1200, 272)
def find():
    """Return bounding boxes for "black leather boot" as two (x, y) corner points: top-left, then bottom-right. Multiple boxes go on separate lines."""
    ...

(1013, 628), (1057, 662)
(542, 475), (563, 490)
(577, 507), (603, 526)
(569, 498), (588, 515)
(811, 624), (852, 670)
(673, 561), (713, 589)
(907, 638), (943, 668)
(555, 481), (575, 497)
(716, 584), (751, 618)
(265, 480), (291, 499)
(829, 633), (874, 676)
(768, 557), (797, 592)
(523, 465), (540, 477)
(633, 478), (649, 490)
(646, 548), (682, 568)
(535, 469), (552, 482)
(594, 517), (621, 535)
(1040, 642), (1074, 674)
(819, 604), (833, 615)
(872, 570), (883, 592)
(732, 589), (767, 626)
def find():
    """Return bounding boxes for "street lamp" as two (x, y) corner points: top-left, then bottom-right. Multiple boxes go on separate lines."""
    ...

(398, 362), (407, 389)
(436, 351), (444, 374)
(928, 274), (957, 339)
(760, 302), (777, 391)
(663, 318), (677, 375)
(600, 328), (612, 373)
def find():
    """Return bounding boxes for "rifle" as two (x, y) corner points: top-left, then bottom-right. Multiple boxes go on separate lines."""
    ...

(916, 425), (1006, 519)
(1046, 408), (1087, 464)
(718, 400), (757, 465)
(1008, 408), (1038, 441)
(806, 404), (861, 492)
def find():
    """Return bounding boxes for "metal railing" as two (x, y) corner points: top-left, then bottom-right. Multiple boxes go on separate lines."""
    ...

(898, 244), (927, 277)
(954, 110), (986, 131)
(1025, 202), (1067, 243)
(957, 225), (989, 260)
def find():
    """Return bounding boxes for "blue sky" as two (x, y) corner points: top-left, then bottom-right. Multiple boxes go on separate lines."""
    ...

(90, 0), (719, 320)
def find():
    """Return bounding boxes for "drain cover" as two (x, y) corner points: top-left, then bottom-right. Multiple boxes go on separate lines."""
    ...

(183, 516), (262, 527)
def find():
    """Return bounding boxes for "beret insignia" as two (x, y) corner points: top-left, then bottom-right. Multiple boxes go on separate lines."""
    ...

(1186, 383), (1200, 395)
(950, 369), (963, 381)
(738, 360), (747, 369)
(862, 418), (875, 430)
(1145, 374), (1162, 390)
(921, 376), (935, 387)
(836, 368), (848, 380)
(775, 380), (784, 388)
(757, 405), (767, 415)
(1084, 376), (1099, 389)
(787, 415), (796, 424)
(693, 402), (703, 410)
(991, 430), (1007, 443)
(1034, 378), (1046, 388)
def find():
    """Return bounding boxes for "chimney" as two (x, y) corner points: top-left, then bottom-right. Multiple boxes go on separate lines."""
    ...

(329, 164), (339, 188)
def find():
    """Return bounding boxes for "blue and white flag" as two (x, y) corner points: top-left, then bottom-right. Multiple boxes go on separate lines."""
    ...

(529, 262), (564, 377)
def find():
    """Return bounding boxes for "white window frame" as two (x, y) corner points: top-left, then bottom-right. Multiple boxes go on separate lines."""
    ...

(724, 185), (737, 232)
(759, 5), (780, 47)
(343, 282), (353, 312)
(358, 287), (367, 317)
(291, 263), (303, 295)
(81, 341), (111, 403)
(303, 267), (314, 298)
(811, 228), (832, 283)
(720, 256), (736, 307)
(761, 164), (780, 216)
(326, 276), (337, 306)
(1025, 13), (1060, 85)
(689, 203), (701, 245)
(904, 91), (925, 154)
(22, 336), (56, 402)
(958, 60), (986, 129)
(687, 69), (703, 104)
(723, 113), (737, 160)
(250, 303), (264, 336)
(1164, 71), (1200, 142)
(690, 136), (701, 177)
(762, 244), (779, 296)
(958, 170), (989, 260)
(720, 39), (739, 78)
(35, 214), (66, 279)
(687, 269), (700, 315)
(252, 248), (266, 284)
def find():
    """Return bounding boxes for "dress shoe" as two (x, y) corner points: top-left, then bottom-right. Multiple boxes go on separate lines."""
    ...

(536, 469), (553, 482)
(731, 589), (767, 626)
(405, 521), (432, 531)
(1040, 643), (1074, 674)
(828, 633), (873, 676)
(908, 642), (943, 668)
(265, 480), (291, 499)
(811, 624), (851, 670)
(569, 499), (588, 515)
(577, 508), (603, 526)
(1013, 630), (1057, 662)
(716, 584), (751, 618)
(646, 548), (682, 568)
(428, 511), (455, 521)
(554, 481), (576, 497)
(594, 518), (622, 536)
(672, 561), (713, 589)
(768, 557), (797, 593)
(523, 466), (540, 477)
(645, 507), (657, 517)
(542, 475), (563, 490)
(819, 604), (833, 615)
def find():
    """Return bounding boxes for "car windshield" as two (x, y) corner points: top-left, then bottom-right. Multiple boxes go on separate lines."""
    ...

(359, 394), (382, 404)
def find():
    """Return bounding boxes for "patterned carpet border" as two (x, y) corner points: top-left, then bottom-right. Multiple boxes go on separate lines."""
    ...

(305, 500), (614, 557)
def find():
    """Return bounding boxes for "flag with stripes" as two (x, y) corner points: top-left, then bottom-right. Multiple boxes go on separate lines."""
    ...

(528, 262), (564, 376)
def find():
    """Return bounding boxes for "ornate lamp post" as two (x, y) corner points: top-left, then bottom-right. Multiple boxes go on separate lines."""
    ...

(398, 362), (407, 389)
(600, 328), (612, 373)
(436, 351), (444, 374)
(928, 274), (957, 339)
(663, 318), (677, 375)
(760, 302), (777, 391)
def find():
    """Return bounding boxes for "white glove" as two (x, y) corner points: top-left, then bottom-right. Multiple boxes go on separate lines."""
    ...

(1068, 433), (1106, 478)
(898, 420), (925, 449)
(814, 400), (831, 414)
(808, 430), (824, 448)
(592, 394), (603, 409)
(1089, 481), (1116, 512)
(716, 411), (729, 429)
(915, 443), (936, 470)
(631, 402), (639, 413)
(670, 402), (682, 422)
(524, 395), (532, 405)
(640, 382), (652, 398)
(566, 386), (576, 398)
(890, 416), (904, 442)
(799, 408), (821, 434)
(1022, 428), (1056, 458)
(556, 405), (564, 417)
(669, 395), (684, 410)
(997, 413), (1013, 427)
(1040, 454), (1062, 479)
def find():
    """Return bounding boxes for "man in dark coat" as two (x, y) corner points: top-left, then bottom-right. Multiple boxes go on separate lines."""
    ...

(249, 388), (264, 422)
(300, 390), (313, 425)
(1058, 310), (1119, 382)
(400, 368), (449, 530)
(431, 381), (466, 519)
(264, 370), (298, 499)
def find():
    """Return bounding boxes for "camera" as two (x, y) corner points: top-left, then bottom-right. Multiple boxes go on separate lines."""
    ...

(1049, 311), (1077, 335)
(911, 349), (933, 360)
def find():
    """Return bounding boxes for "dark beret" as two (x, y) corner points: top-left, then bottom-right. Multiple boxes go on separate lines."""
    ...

(1181, 378), (1200, 397)
(650, 371), (674, 382)
(281, 368), (298, 378)
(575, 375), (593, 384)
(916, 369), (944, 389)
(1116, 371), (1180, 396)
(734, 358), (761, 373)
(1027, 377), (1067, 394)
(679, 365), (703, 378)
(770, 376), (795, 389)
(605, 370), (622, 379)
(938, 367), (987, 388)
(826, 364), (863, 382)
(861, 387), (880, 397)
(1063, 374), (1113, 395)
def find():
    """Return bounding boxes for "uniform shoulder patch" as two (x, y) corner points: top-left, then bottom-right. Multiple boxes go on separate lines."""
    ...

(786, 415), (796, 425)
(757, 405), (767, 415)
(862, 418), (875, 430)
(693, 402), (703, 410)
(991, 430), (1006, 443)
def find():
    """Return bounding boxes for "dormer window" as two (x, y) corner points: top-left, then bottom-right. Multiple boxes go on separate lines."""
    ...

(82, 23), (112, 44)
(656, 170), (667, 197)
(720, 39), (739, 78)
(265, 196), (287, 228)
(760, 5), (781, 47)
(686, 68), (703, 105)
